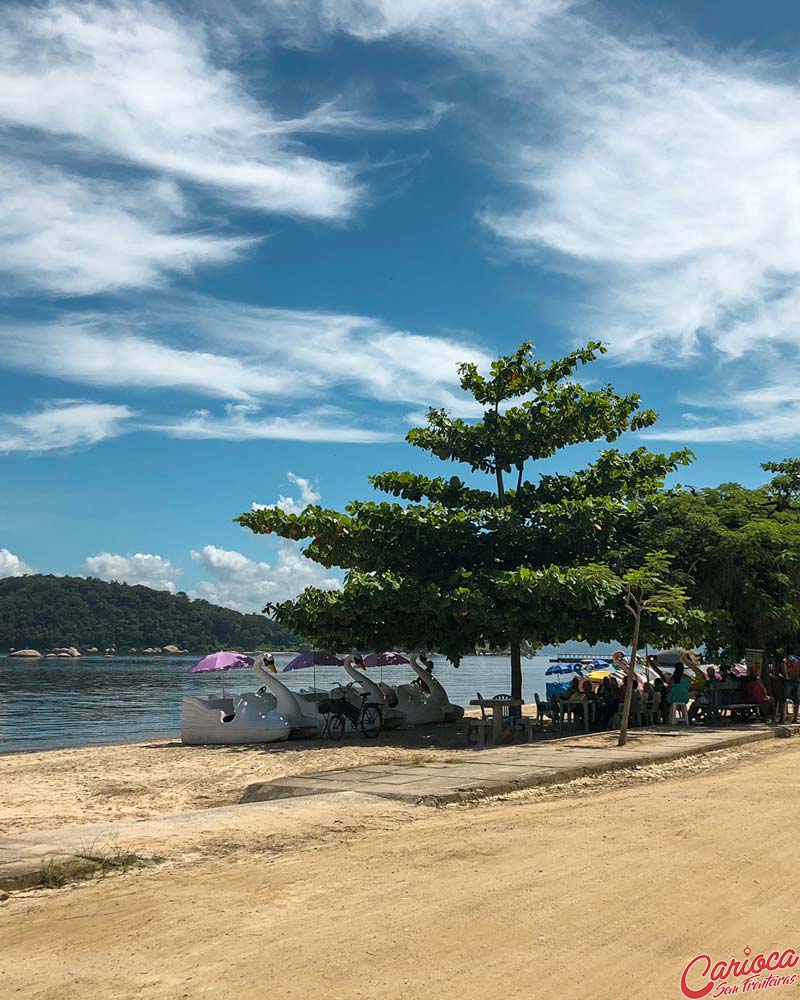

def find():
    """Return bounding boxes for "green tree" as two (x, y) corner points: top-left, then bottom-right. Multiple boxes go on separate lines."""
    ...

(0, 575), (301, 653)
(637, 462), (800, 661)
(237, 341), (691, 698)
(602, 552), (694, 747)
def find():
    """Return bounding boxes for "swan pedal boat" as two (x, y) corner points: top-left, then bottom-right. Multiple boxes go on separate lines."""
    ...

(333, 654), (464, 727)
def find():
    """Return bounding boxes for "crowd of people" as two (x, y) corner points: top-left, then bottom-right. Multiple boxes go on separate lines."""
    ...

(550, 654), (800, 730)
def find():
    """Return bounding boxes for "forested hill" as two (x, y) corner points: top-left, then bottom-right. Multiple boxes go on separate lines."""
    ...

(0, 575), (301, 653)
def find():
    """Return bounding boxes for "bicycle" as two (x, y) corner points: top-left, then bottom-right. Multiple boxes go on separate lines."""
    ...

(318, 684), (383, 740)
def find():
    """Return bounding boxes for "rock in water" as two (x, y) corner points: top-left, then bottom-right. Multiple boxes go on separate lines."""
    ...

(8, 649), (42, 658)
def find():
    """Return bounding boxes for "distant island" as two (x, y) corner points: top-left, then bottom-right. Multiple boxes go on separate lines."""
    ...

(0, 575), (302, 655)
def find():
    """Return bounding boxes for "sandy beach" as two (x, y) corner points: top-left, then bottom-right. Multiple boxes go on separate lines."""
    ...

(1, 738), (798, 1000)
(0, 729), (482, 835)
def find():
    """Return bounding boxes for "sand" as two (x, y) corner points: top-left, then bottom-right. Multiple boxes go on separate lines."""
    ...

(0, 731), (476, 835)
(1, 739), (799, 1000)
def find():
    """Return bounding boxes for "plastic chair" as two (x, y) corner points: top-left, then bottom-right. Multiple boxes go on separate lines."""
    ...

(669, 702), (690, 727)
(466, 692), (493, 745)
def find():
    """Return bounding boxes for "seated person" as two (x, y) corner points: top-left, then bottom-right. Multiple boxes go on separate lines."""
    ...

(716, 665), (736, 707)
(595, 676), (622, 730)
(652, 678), (669, 723)
(785, 655), (800, 725)
(767, 663), (786, 724)
(562, 677), (582, 699)
(743, 670), (774, 722)
(689, 667), (720, 722)
(667, 664), (691, 708)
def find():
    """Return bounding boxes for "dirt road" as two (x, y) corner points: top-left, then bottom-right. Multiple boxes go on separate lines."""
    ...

(2, 740), (799, 1000)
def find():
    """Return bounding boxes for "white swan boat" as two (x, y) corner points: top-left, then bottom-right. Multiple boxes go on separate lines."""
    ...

(181, 652), (292, 745)
(329, 654), (407, 729)
(254, 653), (327, 737)
(344, 653), (464, 726)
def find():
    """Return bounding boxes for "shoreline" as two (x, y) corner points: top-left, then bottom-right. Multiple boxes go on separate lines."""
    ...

(0, 731), (179, 758)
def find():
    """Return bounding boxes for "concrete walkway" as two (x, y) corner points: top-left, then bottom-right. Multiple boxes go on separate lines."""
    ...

(242, 725), (785, 805)
(1, 725), (792, 891)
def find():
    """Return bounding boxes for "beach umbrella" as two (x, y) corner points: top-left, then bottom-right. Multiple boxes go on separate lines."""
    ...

(362, 651), (410, 668)
(283, 651), (343, 671)
(188, 650), (254, 696)
(283, 650), (343, 692)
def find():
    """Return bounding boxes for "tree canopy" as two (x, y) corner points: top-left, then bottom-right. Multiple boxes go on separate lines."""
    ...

(636, 465), (800, 661)
(237, 341), (693, 697)
(0, 575), (301, 653)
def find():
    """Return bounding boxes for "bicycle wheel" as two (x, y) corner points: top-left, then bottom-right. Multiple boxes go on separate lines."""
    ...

(360, 704), (382, 738)
(328, 713), (346, 741)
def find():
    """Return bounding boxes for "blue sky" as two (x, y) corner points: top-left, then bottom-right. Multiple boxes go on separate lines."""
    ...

(2, 0), (800, 611)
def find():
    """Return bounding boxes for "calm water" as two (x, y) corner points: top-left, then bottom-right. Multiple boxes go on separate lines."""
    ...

(0, 653), (557, 753)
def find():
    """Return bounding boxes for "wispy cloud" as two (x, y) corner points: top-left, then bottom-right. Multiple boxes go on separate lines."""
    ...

(0, 315), (290, 400)
(0, 400), (135, 453)
(0, 0), (364, 220)
(285, 1), (800, 382)
(162, 404), (397, 444)
(0, 162), (251, 295)
(0, 297), (491, 443)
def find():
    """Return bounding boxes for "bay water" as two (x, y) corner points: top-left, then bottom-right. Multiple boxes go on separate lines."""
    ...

(0, 652), (567, 753)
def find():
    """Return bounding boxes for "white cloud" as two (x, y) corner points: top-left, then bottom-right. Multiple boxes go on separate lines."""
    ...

(644, 359), (800, 444)
(0, 548), (34, 578)
(0, 316), (288, 400)
(267, 0), (569, 48)
(252, 472), (322, 515)
(82, 552), (180, 592)
(280, 2), (800, 382)
(0, 0), (362, 220)
(1, 296), (490, 408)
(191, 542), (340, 612)
(483, 40), (800, 365)
(162, 404), (398, 444)
(0, 296), (490, 443)
(0, 400), (135, 453)
(0, 161), (251, 295)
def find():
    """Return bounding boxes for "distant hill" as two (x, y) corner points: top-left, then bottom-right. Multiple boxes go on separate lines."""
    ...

(0, 575), (301, 654)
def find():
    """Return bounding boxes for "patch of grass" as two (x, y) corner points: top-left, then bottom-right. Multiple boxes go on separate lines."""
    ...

(443, 757), (466, 765)
(401, 755), (433, 767)
(29, 841), (162, 890)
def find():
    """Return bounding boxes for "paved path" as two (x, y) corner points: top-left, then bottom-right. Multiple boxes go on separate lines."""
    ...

(242, 725), (784, 805)
(1, 725), (791, 891)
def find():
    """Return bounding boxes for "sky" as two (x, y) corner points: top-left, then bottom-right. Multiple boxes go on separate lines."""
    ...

(3, 0), (800, 612)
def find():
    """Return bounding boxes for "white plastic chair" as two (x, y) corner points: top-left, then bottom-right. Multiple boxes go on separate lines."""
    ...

(669, 701), (690, 727)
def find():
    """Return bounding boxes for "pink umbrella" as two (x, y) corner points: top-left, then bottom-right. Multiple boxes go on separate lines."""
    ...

(188, 651), (254, 696)
(362, 651), (410, 668)
(188, 651), (254, 673)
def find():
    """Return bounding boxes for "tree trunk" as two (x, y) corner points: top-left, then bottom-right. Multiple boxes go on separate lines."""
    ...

(510, 634), (523, 709)
(495, 466), (505, 501)
(618, 612), (641, 747)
